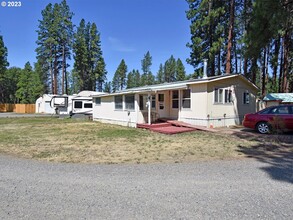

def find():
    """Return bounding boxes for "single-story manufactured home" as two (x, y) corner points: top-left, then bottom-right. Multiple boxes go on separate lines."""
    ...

(92, 74), (259, 128)
(263, 93), (293, 107)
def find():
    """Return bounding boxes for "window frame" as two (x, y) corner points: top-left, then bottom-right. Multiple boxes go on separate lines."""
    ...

(95, 97), (101, 105)
(182, 89), (191, 109)
(74, 101), (82, 109)
(84, 103), (93, 108)
(114, 95), (123, 110)
(125, 94), (135, 110)
(243, 91), (250, 104)
(172, 90), (179, 109)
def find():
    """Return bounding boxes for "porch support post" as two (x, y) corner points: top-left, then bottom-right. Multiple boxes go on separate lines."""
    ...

(148, 92), (151, 125)
(178, 89), (181, 121)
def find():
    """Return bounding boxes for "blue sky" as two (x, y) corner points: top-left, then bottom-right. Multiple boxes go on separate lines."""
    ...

(0, 0), (194, 81)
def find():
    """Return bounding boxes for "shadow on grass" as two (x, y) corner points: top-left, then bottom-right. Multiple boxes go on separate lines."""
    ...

(234, 129), (293, 184)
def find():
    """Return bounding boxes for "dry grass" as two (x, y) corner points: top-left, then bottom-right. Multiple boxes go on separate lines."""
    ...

(0, 117), (264, 164)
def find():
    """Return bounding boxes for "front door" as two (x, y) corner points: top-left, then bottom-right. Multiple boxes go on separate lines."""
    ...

(158, 93), (168, 118)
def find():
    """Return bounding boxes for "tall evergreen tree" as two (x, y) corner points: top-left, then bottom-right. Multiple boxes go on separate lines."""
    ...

(112, 59), (127, 92)
(73, 20), (106, 92)
(186, 0), (226, 76)
(164, 55), (176, 82)
(0, 35), (9, 103)
(2, 67), (21, 103)
(176, 58), (186, 81)
(59, 0), (74, 94)
(16, 62), (43, 104)
(103, 81), (111, 93)
(156, 63), (165, 84)
(141, 51), (154, 85)
(127, 69), (141, 88)
(36, 1), (74, 94)
(73, 19), (89, 91)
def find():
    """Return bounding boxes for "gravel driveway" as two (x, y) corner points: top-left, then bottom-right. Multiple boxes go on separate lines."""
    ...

(0, 155), (292, 220)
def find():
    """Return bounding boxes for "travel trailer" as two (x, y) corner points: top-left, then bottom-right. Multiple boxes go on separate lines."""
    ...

(36, 91), (105, 116)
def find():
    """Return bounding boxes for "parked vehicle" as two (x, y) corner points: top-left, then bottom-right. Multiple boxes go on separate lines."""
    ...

(243, 105), (293, 134)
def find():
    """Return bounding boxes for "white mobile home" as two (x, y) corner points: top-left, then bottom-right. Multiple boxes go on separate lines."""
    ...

(92, 74), (259, 128)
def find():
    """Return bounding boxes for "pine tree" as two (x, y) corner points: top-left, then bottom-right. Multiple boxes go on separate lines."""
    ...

(73, 20), (106, 92)
(141, 51), (154, 85)
(59, 0), (74, 94)
(103, 81), (111, 93)
(127, 69), (141, 88)
(186, 0), (226, 76)
(112, 59), (127, 92)
(176, 58), (186, 81)
(164, 55), (176, 82)
(16, 62), (43, 104)
(2, 67), (21, 103)
(36, 1), (74, 94)
(0, 35), (9, 103)
(156, 63), (165, 84)
(73, 19), (88, 91)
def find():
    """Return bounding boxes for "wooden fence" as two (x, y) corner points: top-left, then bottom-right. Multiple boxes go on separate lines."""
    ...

(0, 104), (36, 113)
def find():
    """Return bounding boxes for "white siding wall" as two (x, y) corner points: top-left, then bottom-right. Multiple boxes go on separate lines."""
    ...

(179, 83), (209, 126)
(180, 78), (258, 128)
(93, 94), (139, 127)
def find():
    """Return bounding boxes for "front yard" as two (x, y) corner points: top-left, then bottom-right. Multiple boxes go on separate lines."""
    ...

(0, 117), (291, 164)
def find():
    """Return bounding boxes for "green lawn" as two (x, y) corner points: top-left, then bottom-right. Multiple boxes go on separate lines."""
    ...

(0, 117), (289, 164)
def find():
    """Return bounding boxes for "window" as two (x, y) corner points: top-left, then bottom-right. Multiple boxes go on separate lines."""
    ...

(172, 90), (179, 109)
(74, 101), (82, 109)
(214, 88), (223, 103)
(84, 103), (92, 108)
(114, 95), (123, 110)
(182, 89), (191, 108)
(158, 94), (164, 102)
(243, 92), (250, 104)
(151, 95), (156, 109)
(95, 97), (101, 105)
(215, 88), (232, 104)
(224, 90), (232, 103)
(125, 95), (135, 110)
(139, 95), (150, 110)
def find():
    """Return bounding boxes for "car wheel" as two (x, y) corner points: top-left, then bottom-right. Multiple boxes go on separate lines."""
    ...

(256, 122), (270, 134)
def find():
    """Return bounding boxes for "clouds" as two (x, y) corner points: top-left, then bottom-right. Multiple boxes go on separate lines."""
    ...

(108, 37), (136, 52)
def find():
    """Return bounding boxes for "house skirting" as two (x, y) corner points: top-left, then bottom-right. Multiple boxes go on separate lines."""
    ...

(180, 116), (243, 128)
(93, 117), (137, 128)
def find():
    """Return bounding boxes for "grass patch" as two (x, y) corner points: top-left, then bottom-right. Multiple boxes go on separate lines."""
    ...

(0, 117), (274, 164)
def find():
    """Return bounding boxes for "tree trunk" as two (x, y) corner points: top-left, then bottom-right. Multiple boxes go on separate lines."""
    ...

(272, 37), (280, 91)
(53, 55), (58, 95)
(282, 29), (290, 93)
(251, 57), (257, 84)
(278, 37), (284, 93)
(261, 48), (267, 97)
(62, 45), (65, 94)
(225, 0), (235, 74)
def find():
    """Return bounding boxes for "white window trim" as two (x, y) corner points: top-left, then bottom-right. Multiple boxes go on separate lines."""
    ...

(214, 88), (233, 105)
(125, 94), (135, 111)
(172, 90), (179, 109)
(114, 95), (123, 110)
(95, 97), (101, 105)
(182, 89), (191, 109)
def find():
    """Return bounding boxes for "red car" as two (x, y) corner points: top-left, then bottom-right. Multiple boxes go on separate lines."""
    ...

(243, 105), (293, 134)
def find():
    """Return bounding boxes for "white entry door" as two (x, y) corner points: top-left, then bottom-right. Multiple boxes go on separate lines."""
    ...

(157, 93), (168, 118)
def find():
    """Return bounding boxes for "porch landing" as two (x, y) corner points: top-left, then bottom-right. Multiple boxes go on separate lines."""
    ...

(137, 120), (216, 135)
